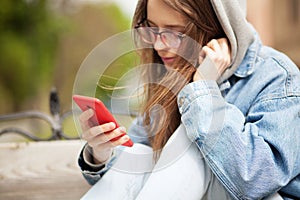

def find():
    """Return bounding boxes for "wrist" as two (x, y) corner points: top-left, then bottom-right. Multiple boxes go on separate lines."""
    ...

(92, 147), (113, 164)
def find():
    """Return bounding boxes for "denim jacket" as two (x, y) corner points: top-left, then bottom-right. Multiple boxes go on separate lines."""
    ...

(78, 35), (300, 199)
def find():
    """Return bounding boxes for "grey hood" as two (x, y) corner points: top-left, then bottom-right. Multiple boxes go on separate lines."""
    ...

(210, 0), (255, 82)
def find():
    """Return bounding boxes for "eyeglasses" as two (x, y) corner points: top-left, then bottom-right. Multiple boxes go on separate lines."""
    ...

(135, 26), (186, 49)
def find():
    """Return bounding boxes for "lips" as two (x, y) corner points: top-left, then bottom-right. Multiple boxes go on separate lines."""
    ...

(161, 57), (175, 65)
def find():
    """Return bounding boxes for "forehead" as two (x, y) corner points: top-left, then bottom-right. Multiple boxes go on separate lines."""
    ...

(147, 0), (186, 27)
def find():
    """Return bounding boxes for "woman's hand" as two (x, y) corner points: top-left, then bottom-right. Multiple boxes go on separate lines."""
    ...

(79, 109), (130, 164)
(193, 38), (231, 81)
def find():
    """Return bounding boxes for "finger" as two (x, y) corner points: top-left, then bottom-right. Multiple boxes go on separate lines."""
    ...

(207, 39), (222, 54)
(216, 38), (230, 53)
(104, 126), (127, 141)
(202, 46), (217, 60)
(217, 38), (230, 53)
(90, 122), (116, 137)
(216, 38), (229, 46)
(208, 38), (231, 62)
(205, 40), (230, 67)
(106, 134), (131, 148)
(199, 49), (206, 58)
(82, 122), (116, 141)
(202, 46), (225, 80)
(79, 109), (94, 132)
(217, 39), (231, 65)
(206, 39), (223, 59)
(93, 135), (128, 150)
(198, 49), (206, 65)
(89, 127), (128, 148)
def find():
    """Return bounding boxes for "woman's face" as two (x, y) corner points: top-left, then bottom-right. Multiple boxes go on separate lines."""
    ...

(147, 0), (187, 67)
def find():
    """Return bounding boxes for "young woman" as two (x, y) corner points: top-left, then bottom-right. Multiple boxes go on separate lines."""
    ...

(77, 0), (300, 199)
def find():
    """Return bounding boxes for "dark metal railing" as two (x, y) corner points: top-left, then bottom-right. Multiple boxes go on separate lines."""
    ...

(0, 88), (79, 141)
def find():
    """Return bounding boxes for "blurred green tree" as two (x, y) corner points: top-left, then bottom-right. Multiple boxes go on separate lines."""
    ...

(0, 1), (138, 140)
(0, 0), (137, 115)
(53, 3), (137, 111)
(0, 0), (64, 112)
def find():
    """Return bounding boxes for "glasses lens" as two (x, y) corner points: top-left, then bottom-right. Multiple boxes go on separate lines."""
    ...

(137, 27), (155, 44)
(161, 32), (181, 48)
(135, 27), (183, 48)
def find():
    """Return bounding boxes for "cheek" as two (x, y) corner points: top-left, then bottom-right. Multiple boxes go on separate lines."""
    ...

(163, 48), (179, 57)
(170, 47), (179, 55)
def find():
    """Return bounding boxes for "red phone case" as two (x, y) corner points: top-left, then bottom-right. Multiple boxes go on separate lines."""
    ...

(73, 95), (133, 147)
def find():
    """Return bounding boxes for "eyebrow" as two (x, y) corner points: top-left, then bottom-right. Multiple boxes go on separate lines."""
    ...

(146, 19), (186, 30)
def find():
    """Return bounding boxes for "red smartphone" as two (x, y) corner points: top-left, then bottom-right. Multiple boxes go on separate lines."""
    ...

(72, 95), (133, 147)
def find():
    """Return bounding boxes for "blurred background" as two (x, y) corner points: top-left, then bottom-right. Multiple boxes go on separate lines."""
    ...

(0, 0), (299, 142)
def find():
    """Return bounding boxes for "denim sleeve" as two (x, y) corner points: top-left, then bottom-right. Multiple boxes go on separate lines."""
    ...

(177, 80), (300, 199)
(78, 143), (117, 185)
(78, 116), (149, 185)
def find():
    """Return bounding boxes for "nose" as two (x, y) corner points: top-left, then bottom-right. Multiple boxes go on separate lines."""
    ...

(153, 35), (168, 51)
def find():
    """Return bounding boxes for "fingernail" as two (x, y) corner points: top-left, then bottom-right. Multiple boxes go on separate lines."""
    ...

(119, 126), (126, 133)
(123, 135), (129, 141)
(110, 122), (116, 129)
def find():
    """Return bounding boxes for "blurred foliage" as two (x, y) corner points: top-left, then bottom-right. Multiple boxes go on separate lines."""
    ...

(0, 1), (138, 141)
(53, 3), (137, 112)
(0, 0), (66, 112)
(0, 0), (139, 141)
(0, 0), (137, 115)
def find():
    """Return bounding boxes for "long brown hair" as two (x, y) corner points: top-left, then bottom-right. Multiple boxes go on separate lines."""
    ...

(132, 0), (226, 157)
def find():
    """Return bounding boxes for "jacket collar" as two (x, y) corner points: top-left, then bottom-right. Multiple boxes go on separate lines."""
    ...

(234, 30), (261, 78)
(219, 29), (262, 93)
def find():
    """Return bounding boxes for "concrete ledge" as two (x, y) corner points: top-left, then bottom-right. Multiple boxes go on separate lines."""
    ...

(0, 140), (91, 200)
